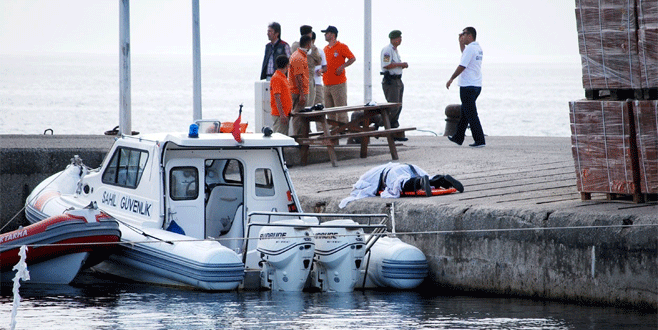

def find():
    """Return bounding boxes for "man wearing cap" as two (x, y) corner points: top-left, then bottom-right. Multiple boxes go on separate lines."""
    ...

(322, 25), (356, 127)
(381, 30), (409, 141)
(291, 25), (324, 108)
(260, 22), (291, 80)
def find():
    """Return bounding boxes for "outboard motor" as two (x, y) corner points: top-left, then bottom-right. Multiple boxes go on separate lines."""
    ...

(257, 219), (315, 291)
(310, 219), (365, 292)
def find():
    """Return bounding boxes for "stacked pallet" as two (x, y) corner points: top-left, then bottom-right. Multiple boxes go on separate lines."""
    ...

(572, 0), (658, 201)
(570, 100), (639, 199)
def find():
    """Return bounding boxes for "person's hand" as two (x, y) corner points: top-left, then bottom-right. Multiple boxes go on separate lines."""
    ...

(335, 66), (344, 76)
(401, 62), (409, 69)
(446, 79), (453, 89)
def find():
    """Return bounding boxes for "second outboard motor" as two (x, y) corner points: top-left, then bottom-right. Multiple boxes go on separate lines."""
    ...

(257, 219), (315, 291)
(310, 219), (365, 292)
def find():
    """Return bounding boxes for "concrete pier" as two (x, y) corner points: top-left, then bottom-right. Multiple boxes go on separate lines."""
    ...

(1, 134), (656, 309)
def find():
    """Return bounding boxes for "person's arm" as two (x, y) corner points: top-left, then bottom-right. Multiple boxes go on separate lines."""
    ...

(294, 73), (306, 104)
(274, 93), (288, 124)
(336, 57), (356, 75)
(446, 65), (465, 89)
(383, 62), (408, 70)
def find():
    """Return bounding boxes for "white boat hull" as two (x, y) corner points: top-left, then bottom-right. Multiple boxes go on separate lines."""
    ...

(93, 224), (244, 291)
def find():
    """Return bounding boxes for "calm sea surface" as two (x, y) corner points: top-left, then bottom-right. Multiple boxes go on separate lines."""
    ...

(1, 275), (656, 330)
(1, 53), (583, 136)
(3, 54), (655, 329)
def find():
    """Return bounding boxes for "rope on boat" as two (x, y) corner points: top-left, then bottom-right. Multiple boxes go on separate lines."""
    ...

(2, 222), (657, 250)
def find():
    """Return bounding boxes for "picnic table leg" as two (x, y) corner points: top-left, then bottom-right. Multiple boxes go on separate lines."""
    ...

(379, 108), (399, 160)
(300, 118), (311, 165)
(300, 145), (310, 165)
(360, 115), (370, 158)
(321, 116), (338, 166)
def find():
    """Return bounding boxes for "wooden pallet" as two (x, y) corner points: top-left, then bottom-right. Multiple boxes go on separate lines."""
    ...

(580, 191), (645, 203)
(585, 88), (658, 100)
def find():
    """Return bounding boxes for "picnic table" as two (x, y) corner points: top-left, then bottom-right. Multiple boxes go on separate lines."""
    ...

(292, 102), (416, 166)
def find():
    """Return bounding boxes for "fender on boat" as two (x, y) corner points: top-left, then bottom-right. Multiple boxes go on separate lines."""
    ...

(358, 236), (428, 289)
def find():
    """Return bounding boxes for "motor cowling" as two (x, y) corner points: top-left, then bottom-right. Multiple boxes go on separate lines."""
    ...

(310, 219), (365, 292)
(257, 219), (315, 291)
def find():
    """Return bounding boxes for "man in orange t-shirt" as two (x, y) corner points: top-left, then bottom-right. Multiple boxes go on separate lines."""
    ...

(270, 55), (293, 135)
(288, 35), (311, 136)
(321, 25), (355, 126)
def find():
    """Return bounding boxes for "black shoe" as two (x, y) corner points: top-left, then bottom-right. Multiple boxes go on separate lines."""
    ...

(420, 175), (432, 197)
(469, 142), (486, 148)
(444, 175), (464, 193)
(393, 137), (408, 142)
(448, 135), (463, 146)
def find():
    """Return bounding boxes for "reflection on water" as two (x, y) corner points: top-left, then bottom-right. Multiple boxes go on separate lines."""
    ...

(1, 276), (656, 330)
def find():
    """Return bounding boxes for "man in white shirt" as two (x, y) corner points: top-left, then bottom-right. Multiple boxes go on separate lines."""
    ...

(446, 26), (485, 147)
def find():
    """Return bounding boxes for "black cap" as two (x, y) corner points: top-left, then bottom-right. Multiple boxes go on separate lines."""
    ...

(389, 30), (402, 39)
(300, 25), (312, 35)
(321, 25), (338, 34)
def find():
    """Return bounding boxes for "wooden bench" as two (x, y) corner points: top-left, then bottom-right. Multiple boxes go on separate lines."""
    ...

(292, 103), (416, 166)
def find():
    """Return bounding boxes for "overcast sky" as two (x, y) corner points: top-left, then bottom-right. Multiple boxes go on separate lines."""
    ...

(1, 0), (579, 62)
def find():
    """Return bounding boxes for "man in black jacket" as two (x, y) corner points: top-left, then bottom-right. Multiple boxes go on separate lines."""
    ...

(260, 22), (291, 80)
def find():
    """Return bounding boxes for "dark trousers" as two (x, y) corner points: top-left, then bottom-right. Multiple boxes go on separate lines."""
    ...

(382, 79), (404, 128)
(452, 86), (484, 144)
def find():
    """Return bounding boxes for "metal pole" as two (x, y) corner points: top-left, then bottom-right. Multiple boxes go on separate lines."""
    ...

(192, 0), (202, 121)
(119, 0), (132, 135)
(364, 0), (372, 104)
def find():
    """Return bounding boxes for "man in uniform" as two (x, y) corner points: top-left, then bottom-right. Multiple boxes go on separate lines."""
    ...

(381, 30), (409, 141)
(260, 22), (291, 80)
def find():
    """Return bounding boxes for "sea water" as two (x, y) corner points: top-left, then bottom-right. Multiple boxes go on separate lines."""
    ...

(1, 278), (656, 330)
(0, 53), (583, 136)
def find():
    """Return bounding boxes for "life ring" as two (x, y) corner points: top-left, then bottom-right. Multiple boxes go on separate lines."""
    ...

(401, 187), (457, 197)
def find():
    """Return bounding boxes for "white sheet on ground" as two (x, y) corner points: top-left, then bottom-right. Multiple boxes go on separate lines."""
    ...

(339, 162), (428, 208)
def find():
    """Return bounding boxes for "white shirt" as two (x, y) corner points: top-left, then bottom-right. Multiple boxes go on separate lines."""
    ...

(381, 43), (403, 75)
(314, 49), (327, 85)
(458, 41), (483, 87)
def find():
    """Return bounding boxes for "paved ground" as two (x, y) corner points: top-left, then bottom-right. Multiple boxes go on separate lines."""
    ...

(287, 135), (658, 219)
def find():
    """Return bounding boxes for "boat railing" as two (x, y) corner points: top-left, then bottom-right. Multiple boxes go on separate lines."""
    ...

(242, 211), (389, 265)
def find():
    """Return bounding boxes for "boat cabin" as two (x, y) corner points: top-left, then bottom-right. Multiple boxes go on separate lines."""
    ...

(80, 129), (300, 254)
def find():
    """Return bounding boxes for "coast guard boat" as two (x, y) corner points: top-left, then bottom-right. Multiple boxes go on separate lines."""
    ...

(24, 121), (427, 291)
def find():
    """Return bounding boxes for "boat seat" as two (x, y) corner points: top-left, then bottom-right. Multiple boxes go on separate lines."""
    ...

(205, 185), (243, 238)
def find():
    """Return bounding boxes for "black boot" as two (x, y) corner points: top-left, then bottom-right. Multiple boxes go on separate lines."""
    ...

(430, 174), (464, 193)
